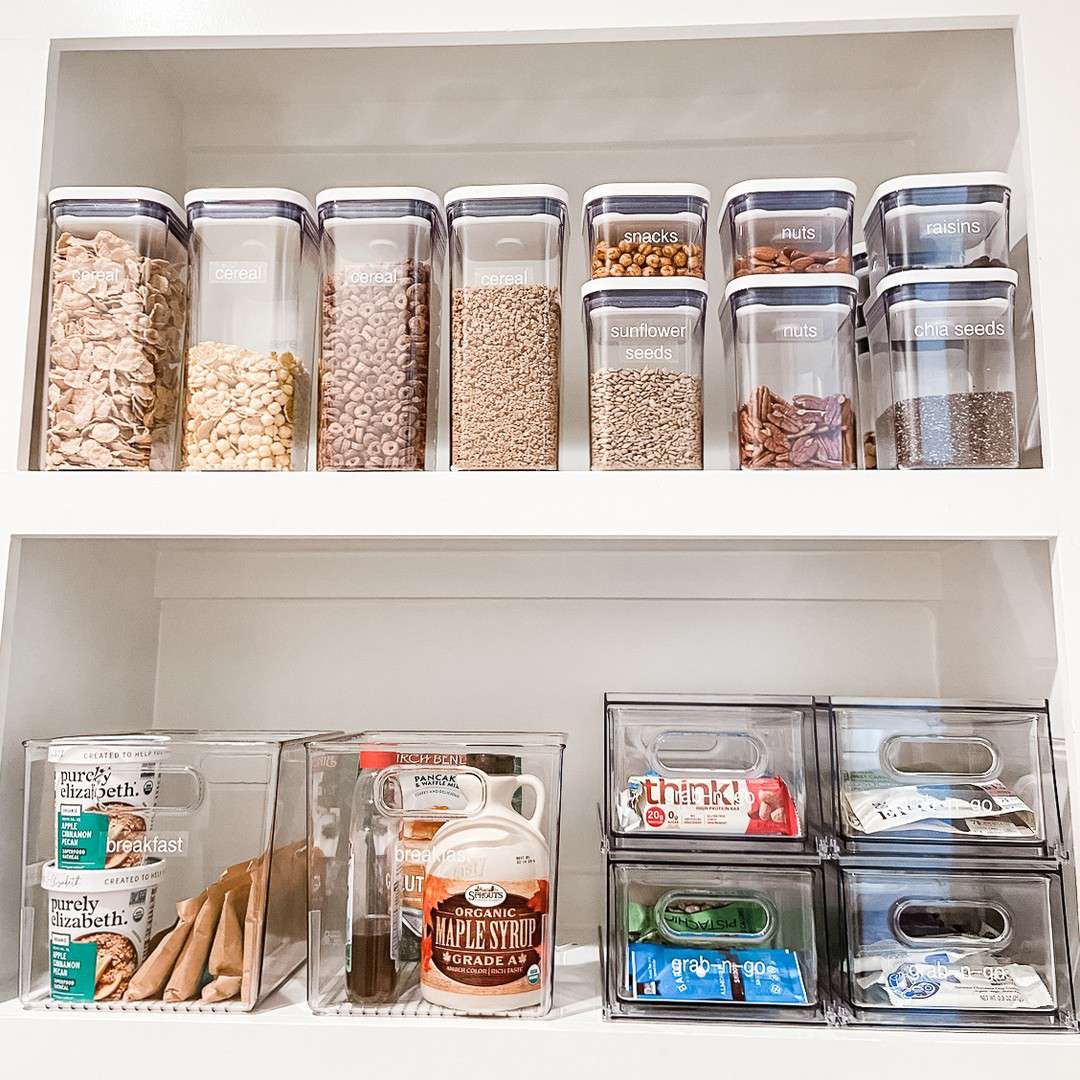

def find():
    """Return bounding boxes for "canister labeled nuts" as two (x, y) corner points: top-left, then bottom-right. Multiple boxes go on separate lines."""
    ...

(582, 183), (709, 280)
(583, 278), (707, 471)
(50, 740), (166, 870)
(719, 178), (856, 284)
(315, 189), (444, 471)
(41, 188), (188, 470)
(43, 858), (165, 1001)
(862, 172), (1011, 293)
(446, 185), (567, 470)
(182, 188), (317, 471)
(720, 273), (859, 470)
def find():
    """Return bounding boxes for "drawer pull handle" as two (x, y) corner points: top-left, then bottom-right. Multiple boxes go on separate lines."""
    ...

(880, 734), (1000, 784)
(650, 730), (765, 777)
(890, 897), (1012, 950)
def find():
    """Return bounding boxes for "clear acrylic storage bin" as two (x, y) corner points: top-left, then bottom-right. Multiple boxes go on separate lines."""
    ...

(720, 274), (859, 470)
(841, 866), (1073, 1028)
(862, 172), (1011, 293)
(182, 188), (318, 471)
(582, 183), (709, 280)
(830, 699), (1060, 859)
(582, 278), (707, 470)
(604, 695), (824, 855)
(20, 731), (321, 1011)
(606, 860), (828, 1022)
(41, 187), (188, 470)
(718, 178), (856, 283)
(446, 185), (567, 470)
(315, 188), (444, 471)
(866, 269), (1019, 469)
(307, 730), (566, 1017)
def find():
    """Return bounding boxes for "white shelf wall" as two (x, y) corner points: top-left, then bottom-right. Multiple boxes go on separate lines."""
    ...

(2, 1), (1080, 1072)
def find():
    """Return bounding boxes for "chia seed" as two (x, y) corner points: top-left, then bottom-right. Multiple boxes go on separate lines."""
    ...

(882, 390), (1018, 468)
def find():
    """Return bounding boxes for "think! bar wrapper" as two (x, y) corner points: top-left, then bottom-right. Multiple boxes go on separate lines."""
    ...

(855, 944), (1054, 1010)
(618, 772), (798, 835)
(626, 943), (807, 1004)
(842, 772), (1036, 837)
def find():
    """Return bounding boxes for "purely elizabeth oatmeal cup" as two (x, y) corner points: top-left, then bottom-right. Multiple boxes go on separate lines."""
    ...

(50, 739), (167, 869)
(43, 858), (165, 1001)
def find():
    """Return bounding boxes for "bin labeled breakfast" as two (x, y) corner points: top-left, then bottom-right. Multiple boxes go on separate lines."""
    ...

(50, 738), (166, 869)
(182, 188), (317, 470)
(307, 731), (565, 1017)
(315, 188), (444, 471)
(720, 274), (858, 470)
(831, 701), (1053, 852)
(718, 178), (856, 283)
(843, 868), (1064, 1018)
(583, 183), (709, 280)
(446, 185), (567, 470)
(605, 697), (813, 851)
(43, 858), (165, 1001)
(866, 269), (1019, 469)
(583, 278), (706, 470)
(862, 172), (1011, 292)
(608, 863), (821, 1019)
(41, 187), (187, 470)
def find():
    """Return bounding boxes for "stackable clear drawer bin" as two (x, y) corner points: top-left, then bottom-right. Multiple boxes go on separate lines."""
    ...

(604, 695), (827, 857)
(830, 699), (1061, 860)
(840, 866), (1075, 1029)
(306, 731), (565, 1017)
(606, 860), (830, 1023)
(20, 731), (322, 1011)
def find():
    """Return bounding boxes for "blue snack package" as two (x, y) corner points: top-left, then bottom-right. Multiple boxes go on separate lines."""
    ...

(626, 943), (808, 1005)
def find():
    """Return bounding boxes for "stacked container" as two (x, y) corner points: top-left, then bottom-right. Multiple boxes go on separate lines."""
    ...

(21, 731), (321, 1011)
(829, 699), (1074, 1029)
(445, 185), (567, 470)
(315, 188), (444, 471)
(181, 188), (318, 471)
(581, 185), (710, 470)
(716, 179), (860, 470)
(862, 173), (1018, 469)
(603, 695), (835, 1024)
(602, 695), (1077, 1029)
(40, 188), (188, 470)
(855, 327), (876, 469)
(306, 731), (566, 1017)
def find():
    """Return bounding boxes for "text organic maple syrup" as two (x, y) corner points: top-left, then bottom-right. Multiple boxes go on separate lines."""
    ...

(420, 773), (549, 1012)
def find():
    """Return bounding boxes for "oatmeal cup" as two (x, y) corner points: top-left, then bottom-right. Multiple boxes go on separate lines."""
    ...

(50, 738), (167, 869)
(42, 858), (165, 1002)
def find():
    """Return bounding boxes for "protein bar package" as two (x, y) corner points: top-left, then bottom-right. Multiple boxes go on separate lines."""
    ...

(842, 771), (1036, 837)
(625, 943), (807, 1004)
(627, 898), (768, 944)
(618, 772), (798, 835)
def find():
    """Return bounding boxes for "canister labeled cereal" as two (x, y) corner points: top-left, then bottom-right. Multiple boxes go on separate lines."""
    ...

(420, 774), (549, 1012)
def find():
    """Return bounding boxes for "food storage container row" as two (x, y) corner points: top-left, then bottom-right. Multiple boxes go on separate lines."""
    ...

(604, 855), (1077, 1029)
(21, 731), (322, 1010)
(604, 695), (1065, 862)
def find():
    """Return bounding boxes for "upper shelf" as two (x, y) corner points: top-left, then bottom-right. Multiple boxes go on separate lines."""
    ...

(2, 468), (1056, 541)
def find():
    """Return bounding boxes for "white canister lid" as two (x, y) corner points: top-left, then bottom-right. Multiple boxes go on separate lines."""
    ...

(723, 272), (859, 305)
(184, 187), (316, 221)
(581, 276), (709, 301)
(861, 172), (1011, 233)
(445, 184), (569, 208)
(48, 186), (185, 221)
(720, 178), (857, 221)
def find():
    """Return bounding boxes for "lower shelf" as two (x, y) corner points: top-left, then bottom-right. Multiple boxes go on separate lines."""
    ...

(3, 945), (1077, 1074)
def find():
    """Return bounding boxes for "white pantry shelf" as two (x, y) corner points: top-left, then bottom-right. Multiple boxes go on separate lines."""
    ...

(1, 948), (1077, 1079)
(0, 468), (1058, 541)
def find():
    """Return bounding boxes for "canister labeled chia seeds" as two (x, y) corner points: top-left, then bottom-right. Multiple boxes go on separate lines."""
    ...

(43, 859), (165, 1001)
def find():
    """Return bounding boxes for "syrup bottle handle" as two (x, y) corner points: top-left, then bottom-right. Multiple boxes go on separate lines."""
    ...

(518, 773), (546, 829)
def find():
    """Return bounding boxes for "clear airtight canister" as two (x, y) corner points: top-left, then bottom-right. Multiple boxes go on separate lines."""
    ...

(41, 187), (188, 470)
(721, 274), (858, 470)
(446, 185), (567, 470)
(315, 188), (444, 471)
(582, 278), (707, 470)
(182, 188), (318, 471)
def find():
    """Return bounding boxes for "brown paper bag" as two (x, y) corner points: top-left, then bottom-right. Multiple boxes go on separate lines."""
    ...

(124, 892), (206, 1001)
(200, 880), (251, 1003)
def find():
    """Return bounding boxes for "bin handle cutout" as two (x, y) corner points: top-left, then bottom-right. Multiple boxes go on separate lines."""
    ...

(653, 889), (775, 946)
(879, 734), (1000, 784)
(889, 897), (1013, 950)
(373, 764), (488, 820)
(648, 730), (765, 777)
(151, 765), (206, 816)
